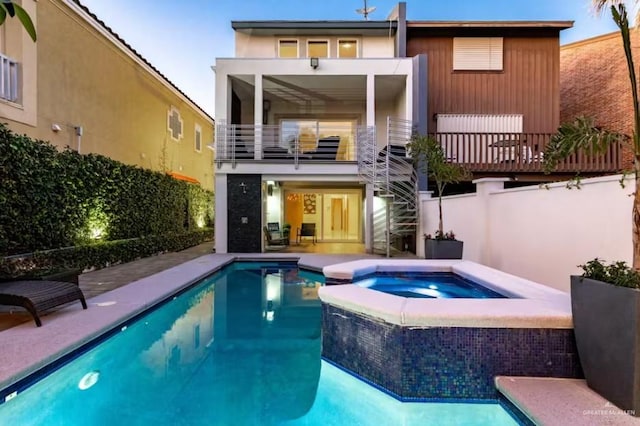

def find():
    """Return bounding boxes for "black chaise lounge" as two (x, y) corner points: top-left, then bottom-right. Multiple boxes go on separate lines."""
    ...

(0, 280), (88, 327)
(306, 136), (340, 160)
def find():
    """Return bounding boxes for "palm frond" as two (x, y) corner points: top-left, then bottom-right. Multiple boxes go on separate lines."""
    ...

(543, 117), (625, 173)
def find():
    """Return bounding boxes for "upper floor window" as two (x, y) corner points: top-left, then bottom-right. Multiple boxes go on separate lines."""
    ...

(278, 40), (298, 58)
(307, 40), (328, 58)
(453, 37), (503, 71)
(167, 106), (183, 141)
(194, 124), (202, 152)
(0, 52), (19, 103)
(338, 40), (357, 58)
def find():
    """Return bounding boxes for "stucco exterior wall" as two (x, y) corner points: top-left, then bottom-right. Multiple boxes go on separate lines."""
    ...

(420, 175), (633, 292)
(560, 31), (637, 168)
(0, 0), (215, 190)
(0, 0), (38, 126)
(234, 33), (395, 59)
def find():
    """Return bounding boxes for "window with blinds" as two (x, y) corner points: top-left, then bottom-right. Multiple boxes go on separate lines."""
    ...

(307, 40), (329, 58)
(195, 124), (202, 152)
(452, 37), (503, 71)
(278, 40), (298, 58)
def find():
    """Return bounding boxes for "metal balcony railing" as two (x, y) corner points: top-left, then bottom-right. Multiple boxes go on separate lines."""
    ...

(214, 121), (359, 167)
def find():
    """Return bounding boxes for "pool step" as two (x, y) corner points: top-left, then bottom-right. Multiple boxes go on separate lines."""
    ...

(495, 376), (640, 425)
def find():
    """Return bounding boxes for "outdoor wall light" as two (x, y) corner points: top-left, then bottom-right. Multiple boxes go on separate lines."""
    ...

(239, 182), (247, 194)
(310, 57), (319, 69)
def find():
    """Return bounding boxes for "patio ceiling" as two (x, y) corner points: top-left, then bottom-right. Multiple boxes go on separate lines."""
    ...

(231, 74), (406, 106)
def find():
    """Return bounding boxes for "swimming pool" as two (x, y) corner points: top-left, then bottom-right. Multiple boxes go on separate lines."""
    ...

(0, 261), (522, 425)
(355, 272), (507, 299)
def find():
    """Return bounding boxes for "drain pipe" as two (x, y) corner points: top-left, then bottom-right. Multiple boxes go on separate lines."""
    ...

(74, 125), (83, 153)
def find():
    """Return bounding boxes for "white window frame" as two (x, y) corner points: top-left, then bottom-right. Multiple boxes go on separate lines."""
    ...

(453, 37), (503, 71)
(0, 52), (19, 103)
(307, 39), (329, 58)
(278, 39), (299, 58)
(194, 124), (202, 153)
(167, 106), (184, 142)
(337, 39), (358, 58)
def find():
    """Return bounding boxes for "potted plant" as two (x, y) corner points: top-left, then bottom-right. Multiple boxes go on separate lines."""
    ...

(407, 134), (470, 259)
(570, 259), (640, 415)
(282, 223), (292, 245)
(423, 230), (463, 259)
(542, 2), (640, 415)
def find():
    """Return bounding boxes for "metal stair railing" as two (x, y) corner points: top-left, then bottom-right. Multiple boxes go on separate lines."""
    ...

(371, 117), (419, 256)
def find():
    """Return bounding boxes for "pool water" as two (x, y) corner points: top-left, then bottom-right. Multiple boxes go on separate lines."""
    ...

(0, 262), (520, 425)
(355, 273), (507, 299)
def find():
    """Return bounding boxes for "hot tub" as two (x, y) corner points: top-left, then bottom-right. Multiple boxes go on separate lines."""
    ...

(318, 259), (580, 400)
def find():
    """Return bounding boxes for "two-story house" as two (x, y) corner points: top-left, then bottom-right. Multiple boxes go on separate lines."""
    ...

(213, 3), (613, 255)
(213, 3), (416, 254)
(0, 0), (215, 190)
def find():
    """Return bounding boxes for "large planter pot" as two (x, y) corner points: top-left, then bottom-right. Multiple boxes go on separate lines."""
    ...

(424, 239), (463, 259)
(571, 275), (640, 416)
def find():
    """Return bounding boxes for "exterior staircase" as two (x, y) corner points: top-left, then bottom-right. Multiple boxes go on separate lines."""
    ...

(358, 118), (419, 256)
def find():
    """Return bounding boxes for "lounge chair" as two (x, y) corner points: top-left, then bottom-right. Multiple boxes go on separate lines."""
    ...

(306, 136), (340, 160)
(263, 146), (290, 159)
(296, 223), (317, 245)
(0, 280), (88, 327)
(264, 226), (288, 250)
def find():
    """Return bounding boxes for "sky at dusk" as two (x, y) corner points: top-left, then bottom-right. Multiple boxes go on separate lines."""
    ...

(79, 0), (622, 117)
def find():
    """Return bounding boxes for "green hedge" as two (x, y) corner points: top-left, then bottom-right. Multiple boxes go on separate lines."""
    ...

(0, 124), (214, 256)
(0, 228), (214, 279)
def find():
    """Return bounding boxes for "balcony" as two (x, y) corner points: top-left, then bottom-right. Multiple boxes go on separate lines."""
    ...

(215, 123), (360, 168)
(433, 132), (622, 175)
(214, 126), (622, 176)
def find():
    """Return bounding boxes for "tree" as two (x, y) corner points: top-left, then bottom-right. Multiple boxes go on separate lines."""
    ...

(544, 1), (640, 268)
(407, 134), (470, 238)
(0, 1), (36, 42)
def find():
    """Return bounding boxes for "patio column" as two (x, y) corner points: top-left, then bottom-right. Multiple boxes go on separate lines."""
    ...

(214, 174), (228, 254)
(366, 73), (375, 127)
(254, 74), (263, 160)
(365, 183), (374, 253)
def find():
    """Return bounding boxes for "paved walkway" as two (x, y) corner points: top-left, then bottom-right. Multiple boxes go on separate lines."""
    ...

(0, 241), (216, 331)
(80, 241), (215, 298)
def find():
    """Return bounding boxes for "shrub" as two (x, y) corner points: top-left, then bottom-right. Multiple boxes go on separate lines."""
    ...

(0, 228), (214, 280)
(0, 124), (214, 255)
(579, 258), (640, 289)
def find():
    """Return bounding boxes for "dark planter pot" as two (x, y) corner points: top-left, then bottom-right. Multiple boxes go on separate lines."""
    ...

(424, 239), (463, 259)
(283, 229), (291, 246)
(571, 276), (640, 416)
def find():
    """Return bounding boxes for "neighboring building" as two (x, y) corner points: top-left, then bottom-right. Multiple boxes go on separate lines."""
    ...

(213, 3), (599, 255)
(561, 30), (635, 168)
(0, 0), (215, 190)
(405, 20), (621, 182)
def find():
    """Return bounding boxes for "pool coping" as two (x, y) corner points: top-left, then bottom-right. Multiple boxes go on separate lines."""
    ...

(0, 253), (374, 399)
(319, 259), (572, 328)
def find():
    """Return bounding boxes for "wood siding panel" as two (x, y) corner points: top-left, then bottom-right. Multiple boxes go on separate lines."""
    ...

(407, 37), (560, 133)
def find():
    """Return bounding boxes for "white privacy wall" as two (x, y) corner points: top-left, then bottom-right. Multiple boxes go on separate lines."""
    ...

(419, 175), (634, 292)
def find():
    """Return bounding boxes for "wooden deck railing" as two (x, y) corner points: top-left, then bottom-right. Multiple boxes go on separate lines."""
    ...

(432, 133), (622, 173)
